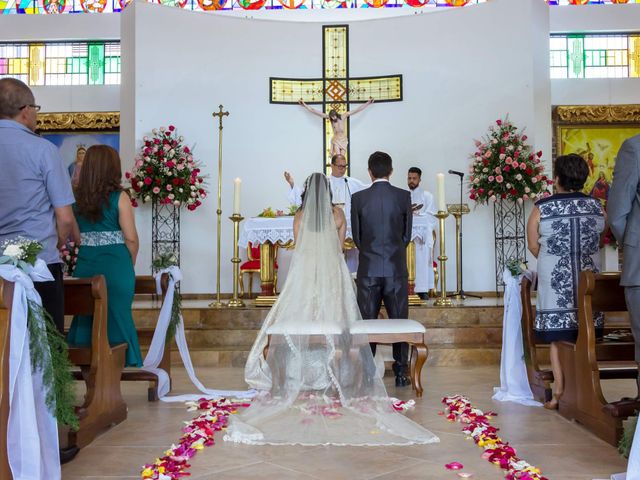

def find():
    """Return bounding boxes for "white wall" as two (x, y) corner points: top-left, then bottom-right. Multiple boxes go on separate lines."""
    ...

(121, 0), (550, 293)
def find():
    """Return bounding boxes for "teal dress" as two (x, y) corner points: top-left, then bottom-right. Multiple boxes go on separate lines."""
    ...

(67, 191), (142, 367)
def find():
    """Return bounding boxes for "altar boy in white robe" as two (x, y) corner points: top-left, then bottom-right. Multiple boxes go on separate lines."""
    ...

(284, 154), (368, 271)
(408, 167), (437, 299)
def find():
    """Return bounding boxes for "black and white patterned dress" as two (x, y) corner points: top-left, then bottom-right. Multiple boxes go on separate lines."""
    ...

(534, 192), (605, 343)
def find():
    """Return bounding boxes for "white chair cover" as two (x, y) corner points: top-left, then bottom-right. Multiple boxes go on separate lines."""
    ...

(141, 266), (254, 402)
(619, 419), (640, 480)
(0, 260), (61, 480)
(492, 269), (541, 407)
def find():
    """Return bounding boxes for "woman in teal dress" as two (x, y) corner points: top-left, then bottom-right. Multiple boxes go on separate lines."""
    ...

(67, 145), (142, 367)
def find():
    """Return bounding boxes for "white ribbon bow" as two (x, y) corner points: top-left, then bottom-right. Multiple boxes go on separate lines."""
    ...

(142, 266), (254, 402)
(0, 259), (61, 480)
(492, 268), (541, 407)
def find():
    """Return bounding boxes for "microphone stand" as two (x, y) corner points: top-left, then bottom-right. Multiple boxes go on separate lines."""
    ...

(447, 173), (481, 300)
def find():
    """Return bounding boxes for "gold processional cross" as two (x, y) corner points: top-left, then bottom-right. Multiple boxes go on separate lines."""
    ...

(270, 25), (403, 175)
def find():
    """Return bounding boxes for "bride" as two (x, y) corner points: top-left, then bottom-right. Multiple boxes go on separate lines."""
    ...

(224, 173), (438, 446)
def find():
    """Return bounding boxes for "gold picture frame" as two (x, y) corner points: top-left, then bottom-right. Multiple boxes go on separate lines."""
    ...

(36, 111), (119, 132)
(553, 105), (640, 197)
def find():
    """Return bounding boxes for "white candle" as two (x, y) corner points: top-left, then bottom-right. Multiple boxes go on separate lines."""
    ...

(436, 173), (446, 212)
(233, 177), (241, 214)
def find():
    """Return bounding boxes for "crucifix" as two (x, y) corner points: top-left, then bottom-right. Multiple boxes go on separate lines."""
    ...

(270, 24), (403, 175)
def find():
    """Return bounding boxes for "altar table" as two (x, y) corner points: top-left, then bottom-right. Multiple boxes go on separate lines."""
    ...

(239, 215), (437, 306)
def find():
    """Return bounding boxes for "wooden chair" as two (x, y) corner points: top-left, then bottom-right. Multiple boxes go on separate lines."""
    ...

(64, 276), (127, 449)
(120, 275), (171, 401)
(520, 276), (553, 402)
(0, 280), (13, 479)
(239, 242), (278, 298)
(556, 271), (637, 446)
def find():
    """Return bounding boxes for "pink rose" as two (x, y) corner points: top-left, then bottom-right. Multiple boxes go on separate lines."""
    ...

(495, 167), (501, 174)
(144, 177), (152, 185)
(496, 175), (504, 183)
(152, 186), (160, 194)
(496, 119), (502, 126)
(488, 175), (495, 182)
(167, 184), (173, 191)
(168, 125), (175, 131)
(520, 162), (526, 169)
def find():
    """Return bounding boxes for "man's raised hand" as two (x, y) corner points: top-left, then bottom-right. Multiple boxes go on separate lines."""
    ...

(284, 171), (295, 188)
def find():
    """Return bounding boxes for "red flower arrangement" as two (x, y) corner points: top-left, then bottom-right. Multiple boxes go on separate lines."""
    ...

(126, 126), (208, 211)
(61, 240), (79, 277)
(469, 117), (552, 204)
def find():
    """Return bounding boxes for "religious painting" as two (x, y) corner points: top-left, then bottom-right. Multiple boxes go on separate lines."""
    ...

(36, 111), (120, 174)
(553, 105), (640, 207)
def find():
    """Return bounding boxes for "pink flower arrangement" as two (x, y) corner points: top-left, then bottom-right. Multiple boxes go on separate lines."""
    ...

(126, 126), (208, 211)
(442, 395), (548, 480)
(468, 117), (551, 204)
(60, 240), (79, 277)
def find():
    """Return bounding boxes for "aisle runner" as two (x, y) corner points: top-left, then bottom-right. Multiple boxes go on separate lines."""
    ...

(141, 267), (255, 402)
(442, 395), (548, 480)
(141, 397), (415, 479)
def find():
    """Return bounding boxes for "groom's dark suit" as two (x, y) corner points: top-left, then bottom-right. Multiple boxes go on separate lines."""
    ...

(351, 179), (413, 376)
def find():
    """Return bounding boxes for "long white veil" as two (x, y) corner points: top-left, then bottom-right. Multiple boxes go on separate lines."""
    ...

(224, 173), (438, 446)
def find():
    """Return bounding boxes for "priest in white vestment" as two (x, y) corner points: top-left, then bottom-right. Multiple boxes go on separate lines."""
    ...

(408, 167), (437, 297)
(285, 154), (368, 271)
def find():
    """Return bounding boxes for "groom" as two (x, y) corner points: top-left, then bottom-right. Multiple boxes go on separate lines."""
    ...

(351, 151), (413, 387)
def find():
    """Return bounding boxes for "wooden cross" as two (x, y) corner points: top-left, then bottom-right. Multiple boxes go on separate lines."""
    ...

(270, 25), (403, 174)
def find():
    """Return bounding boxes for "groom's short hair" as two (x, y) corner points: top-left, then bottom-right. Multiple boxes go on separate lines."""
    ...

(368, 151), (393, 178)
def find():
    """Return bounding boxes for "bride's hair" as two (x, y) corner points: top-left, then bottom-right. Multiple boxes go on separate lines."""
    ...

(300, 172), (333, 209)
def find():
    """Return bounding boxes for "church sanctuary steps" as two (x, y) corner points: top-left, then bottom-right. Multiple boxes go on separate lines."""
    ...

(556, 271), (638, 447)
(132, 299), (506, 369)
(64, 276), (128, 449)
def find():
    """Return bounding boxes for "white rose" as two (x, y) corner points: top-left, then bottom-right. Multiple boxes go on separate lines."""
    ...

(482, 168), (489, 173)
(179, 188), (183, 193)
(499, 154), (506, 160)
(507, 145), (514, 151)
(529, 193), (536, 199)
(179, 136), (184, 142)
(491, 139), (498, 145)
(173, 200), (181, 206)
(473, 178), (480, 184)
(2, 244), (22, 258)
(524, 187), (531, 193)
(191, 186), (196, 191)
(516, 174), (523, 181)
(138, 181), (144, 187)
(168, 193), (175, 200)
(144, 195), (151, 202)
(191, 192), (197, 197)
(506, 183), (512, 188)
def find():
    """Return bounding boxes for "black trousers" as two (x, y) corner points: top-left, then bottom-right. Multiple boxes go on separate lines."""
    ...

(356, 275), (409, 374)
(34, 263), (65, 334)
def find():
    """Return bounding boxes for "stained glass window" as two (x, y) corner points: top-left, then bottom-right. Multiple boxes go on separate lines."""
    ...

(1, 0), (640, 15)
(550, 33), (640, 79)
(0, 41), (120, 86)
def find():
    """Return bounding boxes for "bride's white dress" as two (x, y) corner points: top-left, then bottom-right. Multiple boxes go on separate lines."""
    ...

(224, 173), (439, 446)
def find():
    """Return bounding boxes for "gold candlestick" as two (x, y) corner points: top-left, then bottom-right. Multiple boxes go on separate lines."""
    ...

(209, 105), (229, 309)
(434, 211), (453, 307)
(227, 214), (245, 308)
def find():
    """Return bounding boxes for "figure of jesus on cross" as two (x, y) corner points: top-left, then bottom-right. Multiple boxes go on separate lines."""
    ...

(299, 97), (374, 157)
(270, 24), (402, 174)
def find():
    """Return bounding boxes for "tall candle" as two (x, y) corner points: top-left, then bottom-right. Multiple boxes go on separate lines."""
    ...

(233, 177), (241, 214)
(436, 173), (446, 212)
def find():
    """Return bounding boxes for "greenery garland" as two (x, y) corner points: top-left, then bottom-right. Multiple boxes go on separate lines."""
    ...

(27, 300), (79, 430)
(1, 238), (78, 430)
(619, 414), (637, 459)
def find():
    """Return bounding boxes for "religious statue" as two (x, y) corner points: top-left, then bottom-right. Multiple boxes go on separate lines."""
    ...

(298, 97), (374, 156)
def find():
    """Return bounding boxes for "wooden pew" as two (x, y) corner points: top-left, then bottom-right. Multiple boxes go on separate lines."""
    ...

(64, 276), (127, 449)
(520, 276), (553, 403)
(556, 271), (637, 446)
(0, 280), (13, 479)
(120, 274), (171, 401)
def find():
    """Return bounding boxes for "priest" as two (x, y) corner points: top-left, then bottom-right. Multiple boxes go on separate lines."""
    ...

(284, 153), (368, 271)
(407, 167), (437, 299)
(284, 154), (368, 210)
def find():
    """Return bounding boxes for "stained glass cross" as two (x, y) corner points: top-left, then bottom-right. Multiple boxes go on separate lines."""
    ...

(270, 24), (403, 174)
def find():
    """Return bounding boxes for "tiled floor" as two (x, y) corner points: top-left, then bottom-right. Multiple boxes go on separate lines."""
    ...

(62, 365), (632, 479)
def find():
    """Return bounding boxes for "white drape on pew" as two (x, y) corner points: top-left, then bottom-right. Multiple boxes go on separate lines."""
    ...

(0, 260), (61, 480)
(141, 266), (254, 402)
(492, 269), (541, 407)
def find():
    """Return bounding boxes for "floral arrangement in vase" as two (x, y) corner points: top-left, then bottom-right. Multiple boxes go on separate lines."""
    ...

(126, 126), (208, 211)
(468, 117), (552, 204)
